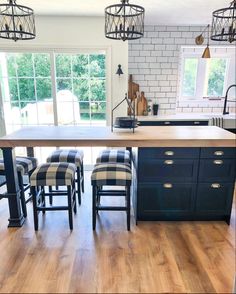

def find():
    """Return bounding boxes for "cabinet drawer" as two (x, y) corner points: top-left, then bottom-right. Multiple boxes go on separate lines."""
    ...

(138, 159), (198, 182)
(200, 148), (236, 159)
(196, 183), (234, 213)
(198, 159), (236, 182)
(139, 147), (200, 159)
(139, 121), (208, 126)
(138, 183), (195, 215)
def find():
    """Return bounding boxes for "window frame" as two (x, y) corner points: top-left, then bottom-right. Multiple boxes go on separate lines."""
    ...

(179, 46), (235, 102)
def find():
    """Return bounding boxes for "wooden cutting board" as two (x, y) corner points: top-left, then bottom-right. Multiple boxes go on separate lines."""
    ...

(137, 91), (147, 116)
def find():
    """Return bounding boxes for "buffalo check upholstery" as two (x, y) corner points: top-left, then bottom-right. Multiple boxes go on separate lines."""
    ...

(91, 162), (132, 186)
(46, 149), (84, 168)
(30, 162), (76, 187)
(96, 149), (130, 164)
(0, 156), (38, 175)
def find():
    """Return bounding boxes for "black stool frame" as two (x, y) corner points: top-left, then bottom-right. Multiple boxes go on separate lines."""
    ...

(31, 180), (76, 231)
(92, 185), (131, 231)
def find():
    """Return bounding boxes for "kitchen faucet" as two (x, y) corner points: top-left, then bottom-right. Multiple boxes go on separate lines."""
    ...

(223, 84), (236, 115)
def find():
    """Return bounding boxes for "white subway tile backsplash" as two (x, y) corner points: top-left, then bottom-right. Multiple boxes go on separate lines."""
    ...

(128, 25), (235, 114)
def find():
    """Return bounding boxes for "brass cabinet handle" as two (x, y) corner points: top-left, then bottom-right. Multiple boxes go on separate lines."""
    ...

(213, 160), (223, 165)
(164, 121), (170, 125)
(163, 183), (173, 188)
(211, 183), (221, 189)
(214, 151), (224, 156)
(165, 151), (174, 156)
(194, 121), (200, 124)
(164, 160), (174, 165)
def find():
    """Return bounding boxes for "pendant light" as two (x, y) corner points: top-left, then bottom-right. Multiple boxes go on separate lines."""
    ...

(105, 0), (145, 41)
(211, 0), (236, 43)
(0, 0), (36, 41)
(195, 24), (211, 58)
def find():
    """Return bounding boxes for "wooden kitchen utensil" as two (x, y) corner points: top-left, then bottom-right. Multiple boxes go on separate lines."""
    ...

(128, 74), (139, 115)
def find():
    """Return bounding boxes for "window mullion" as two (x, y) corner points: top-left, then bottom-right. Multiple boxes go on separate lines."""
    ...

(50, 52), (58, 126)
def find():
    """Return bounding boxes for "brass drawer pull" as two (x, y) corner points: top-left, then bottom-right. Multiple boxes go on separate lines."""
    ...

(164, 121), (170, 125)
(194, 121), (200, 124)
(211, 183), (221, 189)
(164, 183), (173, 188)
(165, 151), (174, 156)
(213, 160), (223, 165)
(214, 151), (224, 156)
(164, 160), (174, 165)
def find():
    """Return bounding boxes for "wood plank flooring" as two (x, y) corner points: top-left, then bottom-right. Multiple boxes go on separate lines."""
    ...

(0, 172), (235, 293)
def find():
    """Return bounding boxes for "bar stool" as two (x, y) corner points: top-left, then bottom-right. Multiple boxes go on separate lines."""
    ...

(91, 162), (132, 231)
(96, 149), (131, 164)
(30, 162), (76, 231)
(46, 149), (84, 205)
(0, 156), (38, 217)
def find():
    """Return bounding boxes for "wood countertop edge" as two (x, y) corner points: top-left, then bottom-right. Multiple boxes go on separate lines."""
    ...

(0, 138), (235, 148)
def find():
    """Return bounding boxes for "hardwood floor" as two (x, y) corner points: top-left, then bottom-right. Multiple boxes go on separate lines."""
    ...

(0, 172), (235, 293)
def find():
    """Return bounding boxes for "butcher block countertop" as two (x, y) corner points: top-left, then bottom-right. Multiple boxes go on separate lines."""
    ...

(0, 125), (235, 148)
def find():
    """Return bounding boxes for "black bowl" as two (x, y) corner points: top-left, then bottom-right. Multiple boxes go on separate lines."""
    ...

(114, 117), (138, 128)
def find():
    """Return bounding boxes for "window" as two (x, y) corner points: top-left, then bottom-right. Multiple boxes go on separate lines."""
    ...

(0, 50), (107, 166)
(179, 47), (235, 100)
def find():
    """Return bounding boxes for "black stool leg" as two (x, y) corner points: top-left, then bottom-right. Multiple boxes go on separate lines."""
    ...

(92, 186), (97, 230)
(81, 162), (84, 193)
(126, 186), (131, 231)
(67, 185), (73, 230)
(72, 180), (77, 214)
(49, 186), (53, 205)
(77, 168), (81, 205)
(32, 186), (38, 231)
(18, 172), (27, 218)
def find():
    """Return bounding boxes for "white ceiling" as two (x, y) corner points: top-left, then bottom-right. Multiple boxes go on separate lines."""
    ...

(21, 0), (230, 25)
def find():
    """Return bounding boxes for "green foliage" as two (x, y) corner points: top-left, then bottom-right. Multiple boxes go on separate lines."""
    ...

(207, 59), (226, 97)
(2, 52), (106, 120)
(183, 58), (198, 97)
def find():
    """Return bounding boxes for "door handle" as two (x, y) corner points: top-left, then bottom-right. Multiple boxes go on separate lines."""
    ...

(211, 183), (221, 189)
(163, 183), (173, 188)
(214, 151), (224, 156)
(213, 160), (223, 165)
(165, 151), (174, 156)
(164, 121), (170, 125)
(164, 160), (174, 165)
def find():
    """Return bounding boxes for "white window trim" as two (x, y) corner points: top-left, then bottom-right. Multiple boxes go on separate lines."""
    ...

(178, 46), (236, 102)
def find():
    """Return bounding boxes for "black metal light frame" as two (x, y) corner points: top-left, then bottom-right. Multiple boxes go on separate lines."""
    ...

(0, 0), (36, 41)
(211, 0), (236, 43)
(105, 0), (145, 41)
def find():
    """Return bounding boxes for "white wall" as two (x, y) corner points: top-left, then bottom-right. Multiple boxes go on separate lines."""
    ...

(0, 16), (128, 128)
(129, 25), (236, 114)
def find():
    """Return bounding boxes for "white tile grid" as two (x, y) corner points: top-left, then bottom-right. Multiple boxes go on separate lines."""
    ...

(128, 25), (235, 115)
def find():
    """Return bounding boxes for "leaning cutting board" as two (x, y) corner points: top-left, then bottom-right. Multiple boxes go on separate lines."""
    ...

(137, 91), (147, 116)
(128, 75), (139, 115)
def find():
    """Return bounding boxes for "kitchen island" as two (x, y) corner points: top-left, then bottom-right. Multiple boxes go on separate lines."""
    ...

(0, 125), (235, 227)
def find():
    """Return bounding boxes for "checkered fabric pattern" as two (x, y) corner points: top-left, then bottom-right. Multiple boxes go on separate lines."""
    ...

(47, 149), (84, 168)
(96, 149), (130, 164)
(0, 156), (38, 175)
(91, 162), (132, 186)
(30, 162), (76, 187)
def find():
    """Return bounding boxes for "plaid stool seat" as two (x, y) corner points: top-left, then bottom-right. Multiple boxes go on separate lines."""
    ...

(0, 156), (38, 218)
(46, 149), (84, 205)
(96, 149), (130, 164)
(30, 162), (77, 230)
(91, 162), (132, 231)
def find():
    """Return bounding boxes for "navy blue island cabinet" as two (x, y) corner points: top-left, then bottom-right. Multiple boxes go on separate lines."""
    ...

(132, 147), (236, 224)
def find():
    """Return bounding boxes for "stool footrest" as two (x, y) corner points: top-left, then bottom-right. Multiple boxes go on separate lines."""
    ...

(96, 206), (128, 211)
(98, 191), (126, 196)
(36, 206), (69, 211)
